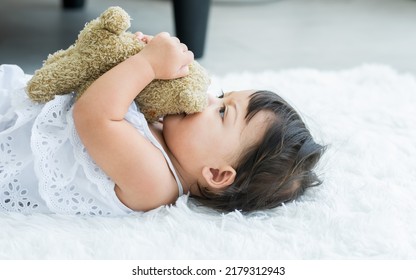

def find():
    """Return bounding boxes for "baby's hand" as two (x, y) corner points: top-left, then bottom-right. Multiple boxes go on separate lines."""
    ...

(135, 32), (153, 44)
(138, 32), (194, 80)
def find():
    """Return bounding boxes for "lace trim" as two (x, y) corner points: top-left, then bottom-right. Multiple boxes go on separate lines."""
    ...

(31, 95), (129, 215)
(1, 66), (48, 213)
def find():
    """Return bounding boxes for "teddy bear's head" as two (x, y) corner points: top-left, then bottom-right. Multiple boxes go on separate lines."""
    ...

(26, 6), (210, 121)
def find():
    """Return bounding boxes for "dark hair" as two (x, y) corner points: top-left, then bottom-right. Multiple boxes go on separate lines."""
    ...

(194, 90), (326, 212)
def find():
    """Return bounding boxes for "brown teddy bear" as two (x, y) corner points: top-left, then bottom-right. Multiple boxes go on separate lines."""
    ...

(26, 6), (210, 122)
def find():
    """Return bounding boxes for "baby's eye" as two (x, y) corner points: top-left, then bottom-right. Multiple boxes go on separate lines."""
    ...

(219, 105), (226, 118)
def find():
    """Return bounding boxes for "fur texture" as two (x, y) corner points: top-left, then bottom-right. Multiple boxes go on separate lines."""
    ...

(26, 6), (210, 121)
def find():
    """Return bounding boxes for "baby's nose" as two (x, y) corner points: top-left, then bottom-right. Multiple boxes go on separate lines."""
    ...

(208, 94), (219, 105)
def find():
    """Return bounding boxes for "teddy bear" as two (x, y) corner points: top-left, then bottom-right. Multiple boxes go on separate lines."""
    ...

(26, 6), (210, 122)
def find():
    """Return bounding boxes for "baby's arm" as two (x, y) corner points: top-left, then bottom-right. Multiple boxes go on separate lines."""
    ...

(73, 33), (193, 211)
(75, 32), (192, 121)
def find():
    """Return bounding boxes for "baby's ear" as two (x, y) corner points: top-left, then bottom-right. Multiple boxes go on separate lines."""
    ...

(202, 166), (236, 190)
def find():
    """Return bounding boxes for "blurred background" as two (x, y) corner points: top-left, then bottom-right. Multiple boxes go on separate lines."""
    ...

(1, 0), (415, 75)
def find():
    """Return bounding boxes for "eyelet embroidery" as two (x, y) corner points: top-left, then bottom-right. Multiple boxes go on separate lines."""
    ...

(1, 70), (124, 215)
(1, 178), (39, 213)
(32, 95), (116, 215)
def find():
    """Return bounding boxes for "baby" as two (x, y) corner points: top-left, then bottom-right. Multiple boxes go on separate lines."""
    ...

(0, 32), (325, 215)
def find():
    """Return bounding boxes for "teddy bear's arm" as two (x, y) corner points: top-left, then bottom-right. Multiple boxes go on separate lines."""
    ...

(136, 61), (209, 121)
(27, 54), (92, 102)
(42, 45), (74, 66)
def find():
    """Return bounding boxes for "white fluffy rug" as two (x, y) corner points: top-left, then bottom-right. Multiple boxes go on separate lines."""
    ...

(1, 65), (415, 259)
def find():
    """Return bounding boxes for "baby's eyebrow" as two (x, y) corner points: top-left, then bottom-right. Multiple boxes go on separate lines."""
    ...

(231, 98), (238, 125)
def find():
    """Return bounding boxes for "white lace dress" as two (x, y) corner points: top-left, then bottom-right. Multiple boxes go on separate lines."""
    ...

(0, 64), (183, 216)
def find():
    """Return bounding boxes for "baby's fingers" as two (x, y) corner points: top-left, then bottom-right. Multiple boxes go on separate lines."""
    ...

(134, 32), (153, 44)
(175, 50), (194, 78)
(184, 49), (194, 65)
(142, 35), (154, 44)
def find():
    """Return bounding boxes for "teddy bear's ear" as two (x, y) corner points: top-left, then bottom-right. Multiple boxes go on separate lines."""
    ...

(99, 6), (131, 35)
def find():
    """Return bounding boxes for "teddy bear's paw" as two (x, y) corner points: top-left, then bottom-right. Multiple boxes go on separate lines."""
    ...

(141, 109), (160, 123)
(100, 6), (131, 35)
(180, 91), (209, 114)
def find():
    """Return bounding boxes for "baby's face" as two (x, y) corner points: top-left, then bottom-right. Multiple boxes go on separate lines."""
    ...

(163, 90), (272, 180)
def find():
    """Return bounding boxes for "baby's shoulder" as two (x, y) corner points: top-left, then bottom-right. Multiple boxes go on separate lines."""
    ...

(115, 151), (179, 211)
